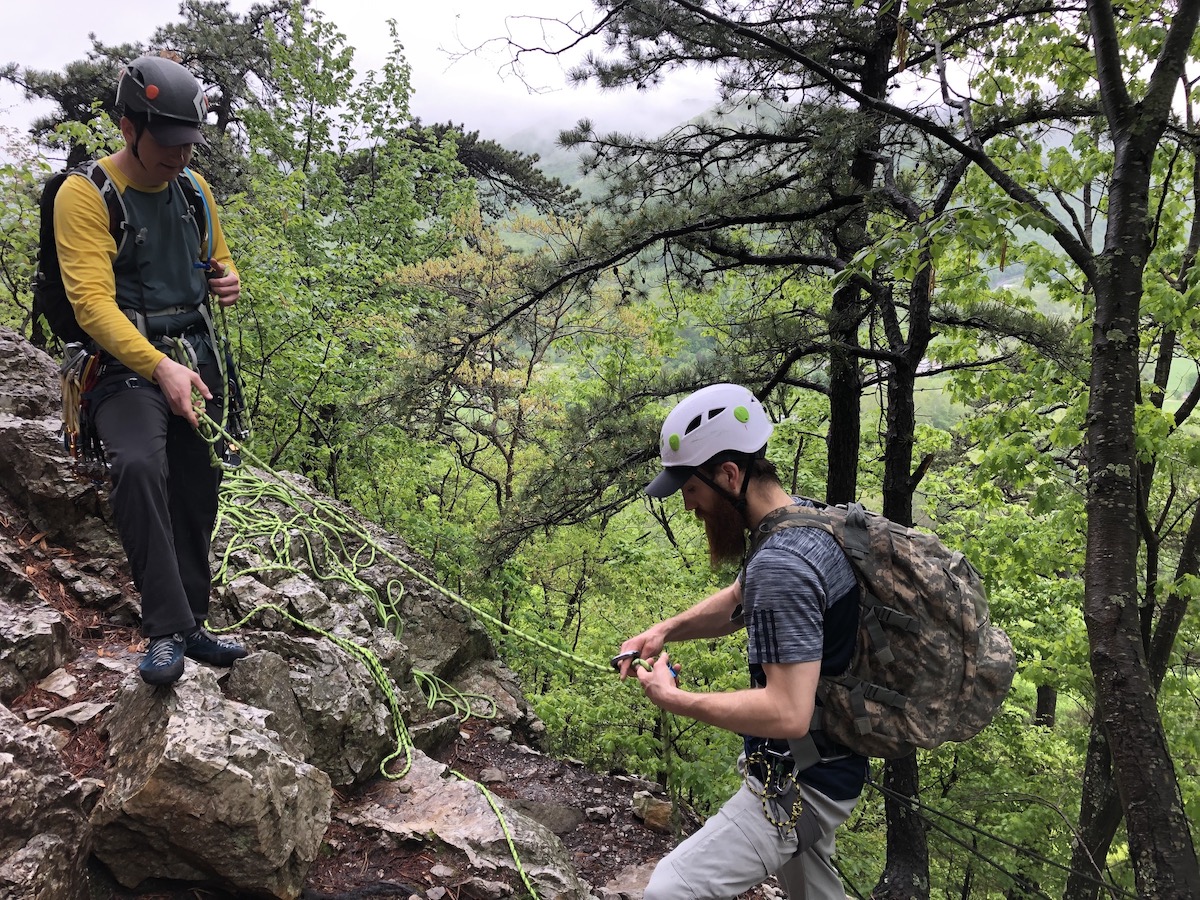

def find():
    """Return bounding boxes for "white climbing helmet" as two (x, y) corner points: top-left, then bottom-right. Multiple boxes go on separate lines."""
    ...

(645, 383), (773, 497)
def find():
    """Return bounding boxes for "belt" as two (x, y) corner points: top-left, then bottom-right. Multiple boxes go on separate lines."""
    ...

(151, 322), (208, 342)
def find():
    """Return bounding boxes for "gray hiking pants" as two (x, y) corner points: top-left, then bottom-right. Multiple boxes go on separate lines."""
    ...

(644, 764), (858, 900)
(92, 362), (223, 638)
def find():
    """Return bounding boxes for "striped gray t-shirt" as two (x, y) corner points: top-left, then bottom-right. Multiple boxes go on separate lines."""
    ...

(742, 524), (858, 667)
(738, 504), (868, 800)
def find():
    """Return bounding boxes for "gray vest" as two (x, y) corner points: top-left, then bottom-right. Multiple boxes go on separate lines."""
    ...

(112, 180), (212, 361)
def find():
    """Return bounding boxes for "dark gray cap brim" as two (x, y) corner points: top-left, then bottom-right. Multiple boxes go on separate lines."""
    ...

(147, 120), (207, 147)
(645, 466), (694, 498)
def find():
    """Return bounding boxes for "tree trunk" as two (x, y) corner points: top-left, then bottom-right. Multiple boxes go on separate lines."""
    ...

(825, 3), (898, 509)
(869, 190), (934, 899)
(1033, 685), (1057, 728)
(871, 753), (930, 899)
(825, 287), (862, 506)
(1082, 203), (1200, 900)
(1079, 3), (1200, 891)
(1066, 508), (1200, 900)
(1064, 723), (1124, 900)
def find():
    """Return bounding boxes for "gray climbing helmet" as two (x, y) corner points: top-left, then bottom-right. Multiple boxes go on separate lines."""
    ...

(116, 55), (209, 146)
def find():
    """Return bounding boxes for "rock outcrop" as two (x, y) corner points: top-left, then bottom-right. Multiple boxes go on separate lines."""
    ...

(0, 703), (92, 900)
(91, 665), (333, 897)
(0, 328), (627, 900)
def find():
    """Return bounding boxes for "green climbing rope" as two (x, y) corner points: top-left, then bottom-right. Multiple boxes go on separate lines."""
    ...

(455, 770), (543, 900)
(196, 410), (571, 894)
(200, 409), (608, 675)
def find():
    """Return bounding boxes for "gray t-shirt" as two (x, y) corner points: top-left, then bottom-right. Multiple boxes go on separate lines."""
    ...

(739, 506), (868, 800)
(742, 524), (857, 666)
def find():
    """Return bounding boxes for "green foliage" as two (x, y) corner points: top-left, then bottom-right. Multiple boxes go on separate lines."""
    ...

(0, 111), (122, 342)
(4, 1), (1200, 892)
(220, 11), (475, 495)
(0, 130), (45, 333)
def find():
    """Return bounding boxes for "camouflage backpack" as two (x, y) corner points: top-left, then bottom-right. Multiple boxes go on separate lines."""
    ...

(751, 501), (1016, 759)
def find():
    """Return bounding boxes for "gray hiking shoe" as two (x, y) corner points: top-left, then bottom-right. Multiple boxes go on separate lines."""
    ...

(184, 627), (248, 667)
(139, 633), (186, 686)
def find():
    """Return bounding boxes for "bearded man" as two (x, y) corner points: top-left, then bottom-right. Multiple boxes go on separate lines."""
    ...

(617, 383), (867, 900)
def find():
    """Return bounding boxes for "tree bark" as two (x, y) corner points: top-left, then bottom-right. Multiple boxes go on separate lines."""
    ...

(825, 286), (863, 506)
(1084, 223), (1200, 900)
(1081, 127), (1200, 900)
(1065, 507), (1200, 900)
(871, 753), (930, 899)
(1033, 685), (1057, 729)
(1077, 2), (1200, 892)
(1064, 723), (1124, 900)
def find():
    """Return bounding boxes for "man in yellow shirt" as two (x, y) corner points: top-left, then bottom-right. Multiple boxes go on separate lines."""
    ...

(55, 54), (247, 685)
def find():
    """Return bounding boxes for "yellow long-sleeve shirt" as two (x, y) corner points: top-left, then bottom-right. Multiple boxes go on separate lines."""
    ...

(54, 157), (236, 380)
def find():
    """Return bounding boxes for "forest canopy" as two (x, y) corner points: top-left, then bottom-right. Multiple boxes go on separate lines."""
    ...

(1, 2), (1197, 898)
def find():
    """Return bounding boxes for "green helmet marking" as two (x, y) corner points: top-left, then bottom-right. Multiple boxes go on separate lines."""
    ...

(734, 406), (750, 423)
(669, 434), (681, 452)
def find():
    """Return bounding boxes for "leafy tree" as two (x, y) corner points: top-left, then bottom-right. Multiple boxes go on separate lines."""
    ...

(411, 122), (581, 218)
(0, 55), (132, 168)
(3, 1), (579, 209)
(488, 0), (1200, 896)
(0, 129), (47, 334)
(220, 9), (475, 497)
(2, 1), (293, 181)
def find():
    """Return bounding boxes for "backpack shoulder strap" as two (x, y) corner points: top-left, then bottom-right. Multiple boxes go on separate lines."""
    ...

(178, 167), (212, 263)
(747, 500), (834, 561)
(70, 160), (130, 256)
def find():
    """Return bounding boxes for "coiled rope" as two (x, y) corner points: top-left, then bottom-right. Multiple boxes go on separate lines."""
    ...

(196, 407), (621, 900)
(201, 408), (608, 676)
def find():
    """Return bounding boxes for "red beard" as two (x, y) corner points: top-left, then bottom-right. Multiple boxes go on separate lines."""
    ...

(701, 491), (748, 569)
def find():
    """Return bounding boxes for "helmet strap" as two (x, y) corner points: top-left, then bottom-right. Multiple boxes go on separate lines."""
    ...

(126, 115), (147, 161)
(694, 457), (754, 520)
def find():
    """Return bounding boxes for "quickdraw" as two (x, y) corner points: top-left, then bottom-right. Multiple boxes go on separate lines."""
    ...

(58, 342), (104, 467)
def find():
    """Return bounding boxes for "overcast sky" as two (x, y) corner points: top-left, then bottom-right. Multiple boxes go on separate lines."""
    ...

(0, 0), (718, 149)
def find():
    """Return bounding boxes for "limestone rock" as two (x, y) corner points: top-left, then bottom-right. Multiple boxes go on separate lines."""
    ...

(631, 791), (674, 834)
(0, 327), (602, 900)
(601, 860), (658, 899)
(0, 335), (110, 550)
(0, 576), (73, 705)
(241, 632), (401, 786)
(0, 703), (92, 900)
(339, 750), (591, 900)
(223, 649), (313, 760)
(450, 659), (536, 734)
(91, 666), (332, 899)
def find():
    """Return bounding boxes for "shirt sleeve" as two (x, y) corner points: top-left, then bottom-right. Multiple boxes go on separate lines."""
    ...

(54, 170), (166, 380)
(743, 541), (828, 665)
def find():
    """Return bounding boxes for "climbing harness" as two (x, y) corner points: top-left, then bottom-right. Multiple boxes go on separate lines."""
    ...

(744, 745), (805, 831)
(55, 299), (250, 473)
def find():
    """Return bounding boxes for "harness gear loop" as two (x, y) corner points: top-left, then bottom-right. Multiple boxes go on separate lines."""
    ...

(744, 748), (805, 831)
